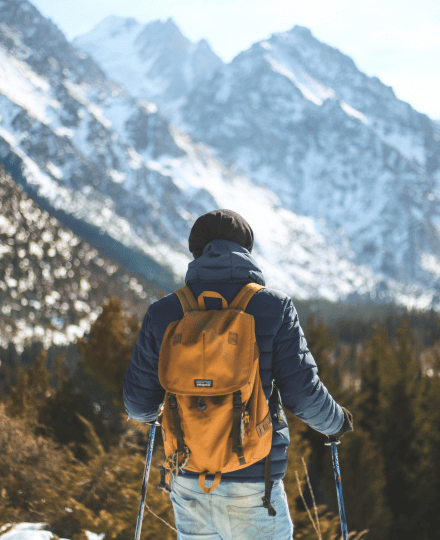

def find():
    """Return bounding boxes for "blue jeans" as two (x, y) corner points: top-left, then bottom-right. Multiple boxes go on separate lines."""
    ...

(170, 474), (293, 540)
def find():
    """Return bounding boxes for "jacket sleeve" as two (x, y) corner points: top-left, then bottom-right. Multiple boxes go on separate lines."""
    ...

(272, 296), (344, 435)
(123, 307), (165, 423)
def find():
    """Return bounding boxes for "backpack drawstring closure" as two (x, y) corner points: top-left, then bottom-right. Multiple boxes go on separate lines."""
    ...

(232, 391), (246, 466)
(167, 393), (191, 474)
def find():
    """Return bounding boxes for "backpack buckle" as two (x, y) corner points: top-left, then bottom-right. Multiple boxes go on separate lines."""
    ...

(233, 391), (242, 409)
(169, 394), (178, 409)
(158, 466), (171, 493)
(262, 495), (277, 517)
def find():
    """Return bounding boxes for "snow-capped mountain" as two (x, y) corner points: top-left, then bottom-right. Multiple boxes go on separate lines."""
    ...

(178, 27), (440, 294)
(0, 0), (207, 290)
(70, 17), (440, 307)
(73, 16), (223, 118)
(0, 0), (438, 316)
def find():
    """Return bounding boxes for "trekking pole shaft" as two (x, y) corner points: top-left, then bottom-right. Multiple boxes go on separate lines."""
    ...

(329, 442), (349, 540)
(134, 424), (157, 540)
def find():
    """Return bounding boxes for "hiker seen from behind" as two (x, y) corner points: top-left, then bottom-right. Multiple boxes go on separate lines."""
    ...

(124, 209), (354, 540)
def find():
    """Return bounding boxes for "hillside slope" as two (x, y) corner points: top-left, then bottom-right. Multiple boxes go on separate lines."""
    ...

(0, 165), (162, 352)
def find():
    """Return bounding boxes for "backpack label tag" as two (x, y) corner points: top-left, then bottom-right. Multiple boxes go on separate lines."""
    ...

(195, 379), (213, 388)
(228, 332), (238, 345)
(256, 411), (272, 438)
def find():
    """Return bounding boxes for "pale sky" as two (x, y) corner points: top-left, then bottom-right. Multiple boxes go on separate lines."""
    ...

(30, 0), (440, 119)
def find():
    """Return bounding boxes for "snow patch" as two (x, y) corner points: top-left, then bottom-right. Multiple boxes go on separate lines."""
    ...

(260, 41), (272, 50)
(0, 523), (65, 540)
(421, 253), (440, 279)
(295, 83), (323, 106)
(127, 147), (143, 169)
(46, 162), (63, 179)
(85, 533), (105, 540)
(63, 80), (112, 129)
(108, 169), (126, 183)
(266, 55), (334, 106)
(143, 102), (158, 114)
(0, 524), (102, 540)
(54, 126), (75, 138)
(0, 46), (59, 124)
(340, 101), (367, 123)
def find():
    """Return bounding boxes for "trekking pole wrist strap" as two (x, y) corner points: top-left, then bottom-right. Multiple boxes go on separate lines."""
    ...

(325, 435), (341, 445)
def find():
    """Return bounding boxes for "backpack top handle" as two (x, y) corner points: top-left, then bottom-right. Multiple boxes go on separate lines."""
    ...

(174, 283), (265, 314)
(197, 291), (228, 310)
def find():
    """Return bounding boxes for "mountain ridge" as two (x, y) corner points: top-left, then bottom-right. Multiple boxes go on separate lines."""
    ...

(0, 0), (439, 328)
(175, 24), (440, 298)
(73, 15), (223, 118)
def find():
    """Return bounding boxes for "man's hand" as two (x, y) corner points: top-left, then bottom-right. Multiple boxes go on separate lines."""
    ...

(329, 406), (353, 440)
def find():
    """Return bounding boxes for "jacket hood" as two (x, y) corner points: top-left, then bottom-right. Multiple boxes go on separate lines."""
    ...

(185, 239), (265, 285)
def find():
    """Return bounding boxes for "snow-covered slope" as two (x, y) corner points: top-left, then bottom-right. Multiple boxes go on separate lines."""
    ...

(73, 17), (440, 307)
(178, 26), (440, 298)
(0, 165), (164, 352)
(73, 16), (223, 118)
(0, 0), (439, 322)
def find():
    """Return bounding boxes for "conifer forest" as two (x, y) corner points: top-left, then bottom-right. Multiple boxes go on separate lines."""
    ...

(1, 295), (440, 540)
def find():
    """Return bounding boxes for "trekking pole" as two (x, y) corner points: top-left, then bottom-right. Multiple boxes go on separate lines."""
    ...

(325, 437), (349, 540)
(134, 421), (160, 540)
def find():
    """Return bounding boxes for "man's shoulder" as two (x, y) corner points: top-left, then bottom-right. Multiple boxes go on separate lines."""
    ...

(248, 286), (295, 318)
(146, 291), (183, 324)
(254, 286), (293, 307)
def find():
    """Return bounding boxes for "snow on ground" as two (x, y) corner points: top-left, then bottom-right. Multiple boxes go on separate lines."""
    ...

(0, 524), (104, 540)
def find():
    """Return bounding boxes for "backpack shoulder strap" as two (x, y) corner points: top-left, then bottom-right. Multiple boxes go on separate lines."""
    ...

(229, 283), (266, 311)
(174, 285), (199, 314)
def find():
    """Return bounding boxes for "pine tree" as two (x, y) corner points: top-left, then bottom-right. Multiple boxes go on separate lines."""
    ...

(353, 320), (427, 539)
(409, 341), (440, 539)
(79, 296), (140, 403)
(305, 318), (393, 539)
(5, 348), (52, 420)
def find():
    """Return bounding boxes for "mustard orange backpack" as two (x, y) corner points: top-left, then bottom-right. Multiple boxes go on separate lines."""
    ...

(158, 283), (276, 515)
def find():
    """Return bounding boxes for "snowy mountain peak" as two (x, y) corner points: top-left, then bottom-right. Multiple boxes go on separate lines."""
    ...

(78, 15), (141, 40)
(178, 24), (440, 301)
(286, 25), (313, 38)
(136, 17), (187, 43)
(74, 16), (223, 114)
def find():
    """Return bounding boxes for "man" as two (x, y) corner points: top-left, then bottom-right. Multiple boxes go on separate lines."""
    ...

(124, 209), (353, 540)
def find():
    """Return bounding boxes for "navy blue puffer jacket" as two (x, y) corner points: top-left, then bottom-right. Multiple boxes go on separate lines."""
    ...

(124, 239), (343, 482)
